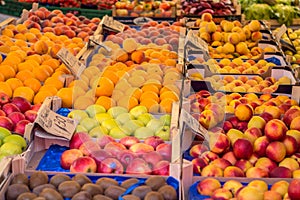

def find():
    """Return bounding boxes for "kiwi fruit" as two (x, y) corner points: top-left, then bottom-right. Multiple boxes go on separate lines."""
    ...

(58, 180), (81, 198)
(32, 184), (56, 195)
(92, 194), (113, 200)
(131, 185), (152, 199)
(104, 185), (126, 200)
(29, 171), (49, 189)
(145, 177), (167, 191)
(72, 174), (92, 186)
(11, 173), (29, 185)
(96, 178), (118, 191)
(144, 191), (164, 200)
(39, 188), (63, 200)
(122, 194), (141, 200)
(158, 185), (177, 200)
(33, 198), (46, 200)
(81, 183), (103, 196)
(17, 192), (37, 200)
(49, 174), (71, 188)
(71, 191), (92, 200)
(6, 183), (30, 200)
(120, 178), (139, 189)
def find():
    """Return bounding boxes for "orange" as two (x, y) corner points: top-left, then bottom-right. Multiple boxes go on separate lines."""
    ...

(33, 66), (50, 82)
(0, 82), (12, 97)
(33, 90), (53, 105)
(1, 59), (18, 72)
(96, 96), (116, 110)
(42, 58), (60, 70)
(164, 59), (177, 67)
(140, 99), (159, 112)
(56, 87), (73, 108)
(141, 84), (159, 94)
(160, 98), (175, 113)
(15, 70), (35, 82)
(160, 91), (179, 101)
(0, 65), (15, 80)
(125, 87), (143, 100)
(101, 69), (119, 85)
(13, 86), (34, 102)
(44, 77), (64, 90)
(6, 78), (23, 91)
(23, 78), (42, 94)
(0, 73), (4, 82)
(118, 96), (139, 110)
(95, 77), (114, 97)
(140, 91), (160, 103)
(39, 85), (58, 95)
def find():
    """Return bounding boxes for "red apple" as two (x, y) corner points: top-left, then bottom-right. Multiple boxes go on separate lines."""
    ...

(97, 157), (124, 174)
(192, 157), (208, 174)
(31, 103), (42, 111)
(79, 140), (101, 156)
(152, 160), (169, 175)
(141, 151), (163, 169)
(104, 142), (127, 157)
(89, 149), (112, 165)
(119, 136), (140, 148)
(117, 150), (137, 167)
(11, 96), (32, 113)
(60, 149), (83, 169)
(0, 116), (14, 131)
(14, 119), (30, 135)
(264, 119), (287, 141)
(129, 143), (154, 155)
(126, 158), (152, 175)
(222, 121), (233, 133)
(69, 132), (91, 149)
(156, 143), (172, 161)
(228, 116), (239, 128)
(0, 110), (6, 116)
(8, 112), (25, 125)
(24, 110), (37, 123)
(269, 166), (292, 178)
(2, 103), (21, 115)
(236, 121), (248, 132)
(288, 179), (300, 199)
(233, 139), (253, 160)
(0, 92), (10, 105)
(144, 136), (164, 149)
(189, 143), (209, 158)
(97, 134), (115, 148)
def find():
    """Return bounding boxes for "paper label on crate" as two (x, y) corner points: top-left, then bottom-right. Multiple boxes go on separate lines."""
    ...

(35, 106), (76, 140)
(56, 47), (86, 78)
(88, 35), (112, 52)
(133, 17), (153, 25)
(274, 24), (287, 42)
(101, 15), (125, 33)
(185, 30), (209, 53)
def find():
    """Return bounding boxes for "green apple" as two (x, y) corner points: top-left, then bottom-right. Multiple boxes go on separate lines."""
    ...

(160, 114), (171, 126)
(122, 120), (144, 133)
(67, 110), (89, 122)
(0, 142), (22, 155)
(75, 125), (88, 133)
(137, 113), (154, 125)
(155, 126), (170, 141)
(129, 105), (148, 119)
(89, 126), (108, 138)
(101, 119), (119, 131)
(146, 118), (163, 132)
(80, 117), (99, 132)
(134, 127), (154, 139)
(85, 104), (106, 118)
(94, 113), (112, 123)
(116, 113), (134, 125)
(0, 127), (11, 140)
(3, 134), (27, 149)
(109, 127), (130, 139)
(107, 106), (128, 118)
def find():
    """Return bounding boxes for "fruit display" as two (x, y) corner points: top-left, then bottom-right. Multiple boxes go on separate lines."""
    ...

(58, 131), (172, 175)
(180, 0), (238, 17)
(4, 171), (178, 200)
(190, 177), (297, 199)
(114, 0), (175, 18)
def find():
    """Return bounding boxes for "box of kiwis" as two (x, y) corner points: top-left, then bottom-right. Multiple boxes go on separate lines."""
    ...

(1, 171), (179, 200)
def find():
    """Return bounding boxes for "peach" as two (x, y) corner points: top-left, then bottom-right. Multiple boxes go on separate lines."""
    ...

(199, 32), (211, 43)
(237, 186), (264, 200)
(192, 157), (208, 174)
(266, 141), (286, 163)
(205, 22), (217, 33)
(197, 177), (221, 196)
(235, 159), (253, 173)
(283, 135), (298, 156)
(222, 151), (237, 165)
(264, 191), (282, 200)
(290, 116), (300, 131)
(198, 110), (219, 129)
(189, 143), (209, 158)
(249, 20), (261, 32)
(293, 169), (300, 178)
(33, 40), (48, 55)
(210, 158), (231, 170)
(222, 21), (234, 32)
(287, 129), (300, 146)
(204, 103), (225, 122)
(255, 157), (277, 172)
(263, 106), (281, 119)
(201, 13), (213, 22)
(246, 166), (269, 178)
(233, 138), (253, 160)
(251, 31), (262, 42)
(226, 128), (245, 146)
(244, 127), (262, 144)
(224, 166), (245, 177)
(131, 51), (146, 64)
(247, 116), (266, 131)
(264, 119), (288, 141)
(211, 32), (222, 41)
(223, 180), (243, 196)
(234, 104), (253, 121)
(222, 42), (235, 54)
(248, 180), (268, 192)
(201, 164), (223, 177)
(271, 180), (289, 197)
(209, 133), (230, 154)
(211, 188), (233, 199)
(236, 42), (250, 55)
(228, 32), (240, 45)
(288, 179), (300, 200)
(202, 151), (219, 162)
(270, 166), (292, 178)
(279, 157), (299, 171)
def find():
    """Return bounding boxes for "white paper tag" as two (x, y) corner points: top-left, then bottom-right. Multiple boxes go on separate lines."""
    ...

(101, 15), (125, 33)
(274, 24), (287, 42)
(56, 47), (86, 78)
(185, 30), (209, 52)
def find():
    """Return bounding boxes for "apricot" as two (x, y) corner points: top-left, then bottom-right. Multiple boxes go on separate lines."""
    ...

(131, 51), (146, 64)
(33, 40), (49, 55)
(249, 20), (261, 32)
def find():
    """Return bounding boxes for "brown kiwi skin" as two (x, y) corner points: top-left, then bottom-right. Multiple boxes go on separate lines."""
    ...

(32, 184), (56, 195)
(131, 185), (153, 200)
(120, 178), (139, 189)
(92, 194), (113, 200)
(158, 185), (177, 200)
(29, 171), (49, 190)
(71, 191), (92, 200)
(39, 188), (64, 200)
(81, 183), (103, 196)
(104, 185), (126, 200)
(122, 194), (141, 200)
(96, 177), (119, 191)
(72, 174), (92, 186)
(6, 183), (30, 200)
(144, 191), (164, 200)
(145, 176), (167, 191)
(58, 180), (81, 198)
(11, 173), (29, 185)
(17, 192), (37, 200)
(49, 174), (71, 188)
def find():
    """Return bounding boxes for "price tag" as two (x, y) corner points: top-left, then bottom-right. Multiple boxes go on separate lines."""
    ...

(133, 17), (153, 25)
(185, 30), (209, 53)
(274, 24), (287, 42)
(35, 104), (76, 140)
(56, 47), (86, 78)
(101, 15), (125, 33)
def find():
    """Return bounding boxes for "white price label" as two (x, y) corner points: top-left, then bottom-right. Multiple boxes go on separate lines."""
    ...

(101, 15), (125, 33)
(274, 24), (287, 42)
(185, 30), (209, 52)
(35, 106), (76, 140)
(56, 47), (86, 78)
